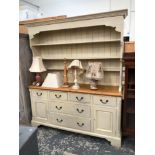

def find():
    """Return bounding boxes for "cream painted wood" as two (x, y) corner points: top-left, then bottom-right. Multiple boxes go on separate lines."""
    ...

(51, 113), (91, 131)
(30, 88), (122, 148)
(31, 89), (48, 100)
(37, 44), (121, 60)
(31, 100), (48, 123)
(28, 16), (125, 39)
(27, 10), (127, 90)
(31, 119), (121, 148)
(49, 91), (68, 101)
(45, 59), (121, 71)
(28, 10), (127, 148)
(68, 92), (91, 104)
(31, 26), (120, 46)
(92, 95), (117, 107)
(49, 102), (91, 118)
(115, 97), (122, 137)
(93, 106), (116, 136)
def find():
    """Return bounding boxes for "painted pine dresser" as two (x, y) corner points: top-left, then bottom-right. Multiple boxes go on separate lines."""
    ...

(27, 9), (128, 148)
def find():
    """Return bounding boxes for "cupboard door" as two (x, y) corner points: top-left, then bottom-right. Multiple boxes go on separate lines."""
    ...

(93, 106), (116, 136)
(32, 101), (48, 123)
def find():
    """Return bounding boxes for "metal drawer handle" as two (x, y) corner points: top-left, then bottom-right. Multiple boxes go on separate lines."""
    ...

(55, 94), (62, 98)
(77, 122), (84, 127)
(36, 92), (42, 96)
(100, 99), (109, 104)
(76, 108), (84, 113)
(76, 96), (84, 101)
(55, 106), (62, 110)
(56, 118), (63, 123)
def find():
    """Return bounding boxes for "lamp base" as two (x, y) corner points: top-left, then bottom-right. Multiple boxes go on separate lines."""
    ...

(72, 84), (80, 89)
(32, 73), (42, 87)
(62, 84), (70, 88)
(89, 79), (98, 90)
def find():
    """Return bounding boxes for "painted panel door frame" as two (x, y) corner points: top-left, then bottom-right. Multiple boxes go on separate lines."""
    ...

(32, 100), (48, 122)
(93, 106), (116, 136)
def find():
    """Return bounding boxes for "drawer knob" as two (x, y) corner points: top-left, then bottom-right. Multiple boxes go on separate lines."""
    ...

(76, 96), (84, 101)
(77, 122), (84, 127)
(56, 118), (63, 123)
(76, 108), (84, 113)
(55, 94), (62, 99)
(36, 92), (42, 96)
(100, 99), (109, 104)
(55, 106), (62, 110)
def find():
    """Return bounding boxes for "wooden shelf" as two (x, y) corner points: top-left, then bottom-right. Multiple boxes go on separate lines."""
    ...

(29, 84), (122, 97)
(31, 39), (121, 47)
(46, 67), (120, 72)
(43, 57), (122, 60)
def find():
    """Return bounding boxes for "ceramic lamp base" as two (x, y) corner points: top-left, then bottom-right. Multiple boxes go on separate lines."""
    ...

(32, 73), (42, 86)
(62, 84), (70, 88)
(72, 84), (80, 89)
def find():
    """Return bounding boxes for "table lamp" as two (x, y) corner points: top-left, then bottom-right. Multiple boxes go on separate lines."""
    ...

(29, 57), (46, 86)
(68, 60), (83, 89)
(86, 62), (104, 90)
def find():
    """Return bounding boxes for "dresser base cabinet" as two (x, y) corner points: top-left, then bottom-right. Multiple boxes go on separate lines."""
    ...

(29, 88), (122, 148)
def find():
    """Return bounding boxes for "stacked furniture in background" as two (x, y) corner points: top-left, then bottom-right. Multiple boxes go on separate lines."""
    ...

(27, 10), (127, 148)
(123, 41), (135, 136)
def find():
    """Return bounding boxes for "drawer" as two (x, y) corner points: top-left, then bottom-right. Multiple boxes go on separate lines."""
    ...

(93, 95), (117, 107)
(49, 102), (66, 113)
(68, 93), (90, 103)
(73, 104), (91, 117)
(52, 113), (91, 131)
(49, 102), (91, 117)
(31, 90), (48, 100)
(49, 91), (67, 101)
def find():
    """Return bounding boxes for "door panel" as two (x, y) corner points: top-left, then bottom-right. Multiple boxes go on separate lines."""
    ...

(32, 101), (48, 122)
(93, 106), (116, 136)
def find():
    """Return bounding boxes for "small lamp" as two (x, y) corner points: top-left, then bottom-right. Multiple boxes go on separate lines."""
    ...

(29, 57), (46, 86)
(68, 60), (83, 89)
(86, 62), (104, 90)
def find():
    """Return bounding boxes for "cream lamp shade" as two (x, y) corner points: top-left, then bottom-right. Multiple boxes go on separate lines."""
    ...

(68, 59), (83, 69)
(29, 57), (46, 72)
(68, 60), (83, 89)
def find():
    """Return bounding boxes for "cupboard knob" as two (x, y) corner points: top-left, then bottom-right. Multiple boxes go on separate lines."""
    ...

(76, 108), (84, 113)
(55, 94), (62, 98)
(100, 99), (109, 104)
(77, 122), (84, 127)
(56, 118), (63, 123)
(76, 96), (84, 101)
(36, 92), (42, 96)
(55, 106), (62, 110)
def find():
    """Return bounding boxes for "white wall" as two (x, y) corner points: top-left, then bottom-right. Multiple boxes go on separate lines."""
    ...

(19, 1), (43, 21)
(19, 0), (135, 40)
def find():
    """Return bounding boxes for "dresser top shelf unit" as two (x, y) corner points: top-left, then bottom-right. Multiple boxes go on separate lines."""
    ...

(29, 85), (122, 97)
(27, 9), (127, 92)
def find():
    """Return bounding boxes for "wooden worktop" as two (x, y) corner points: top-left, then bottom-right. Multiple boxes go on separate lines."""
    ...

(29, 84), (122, 97)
